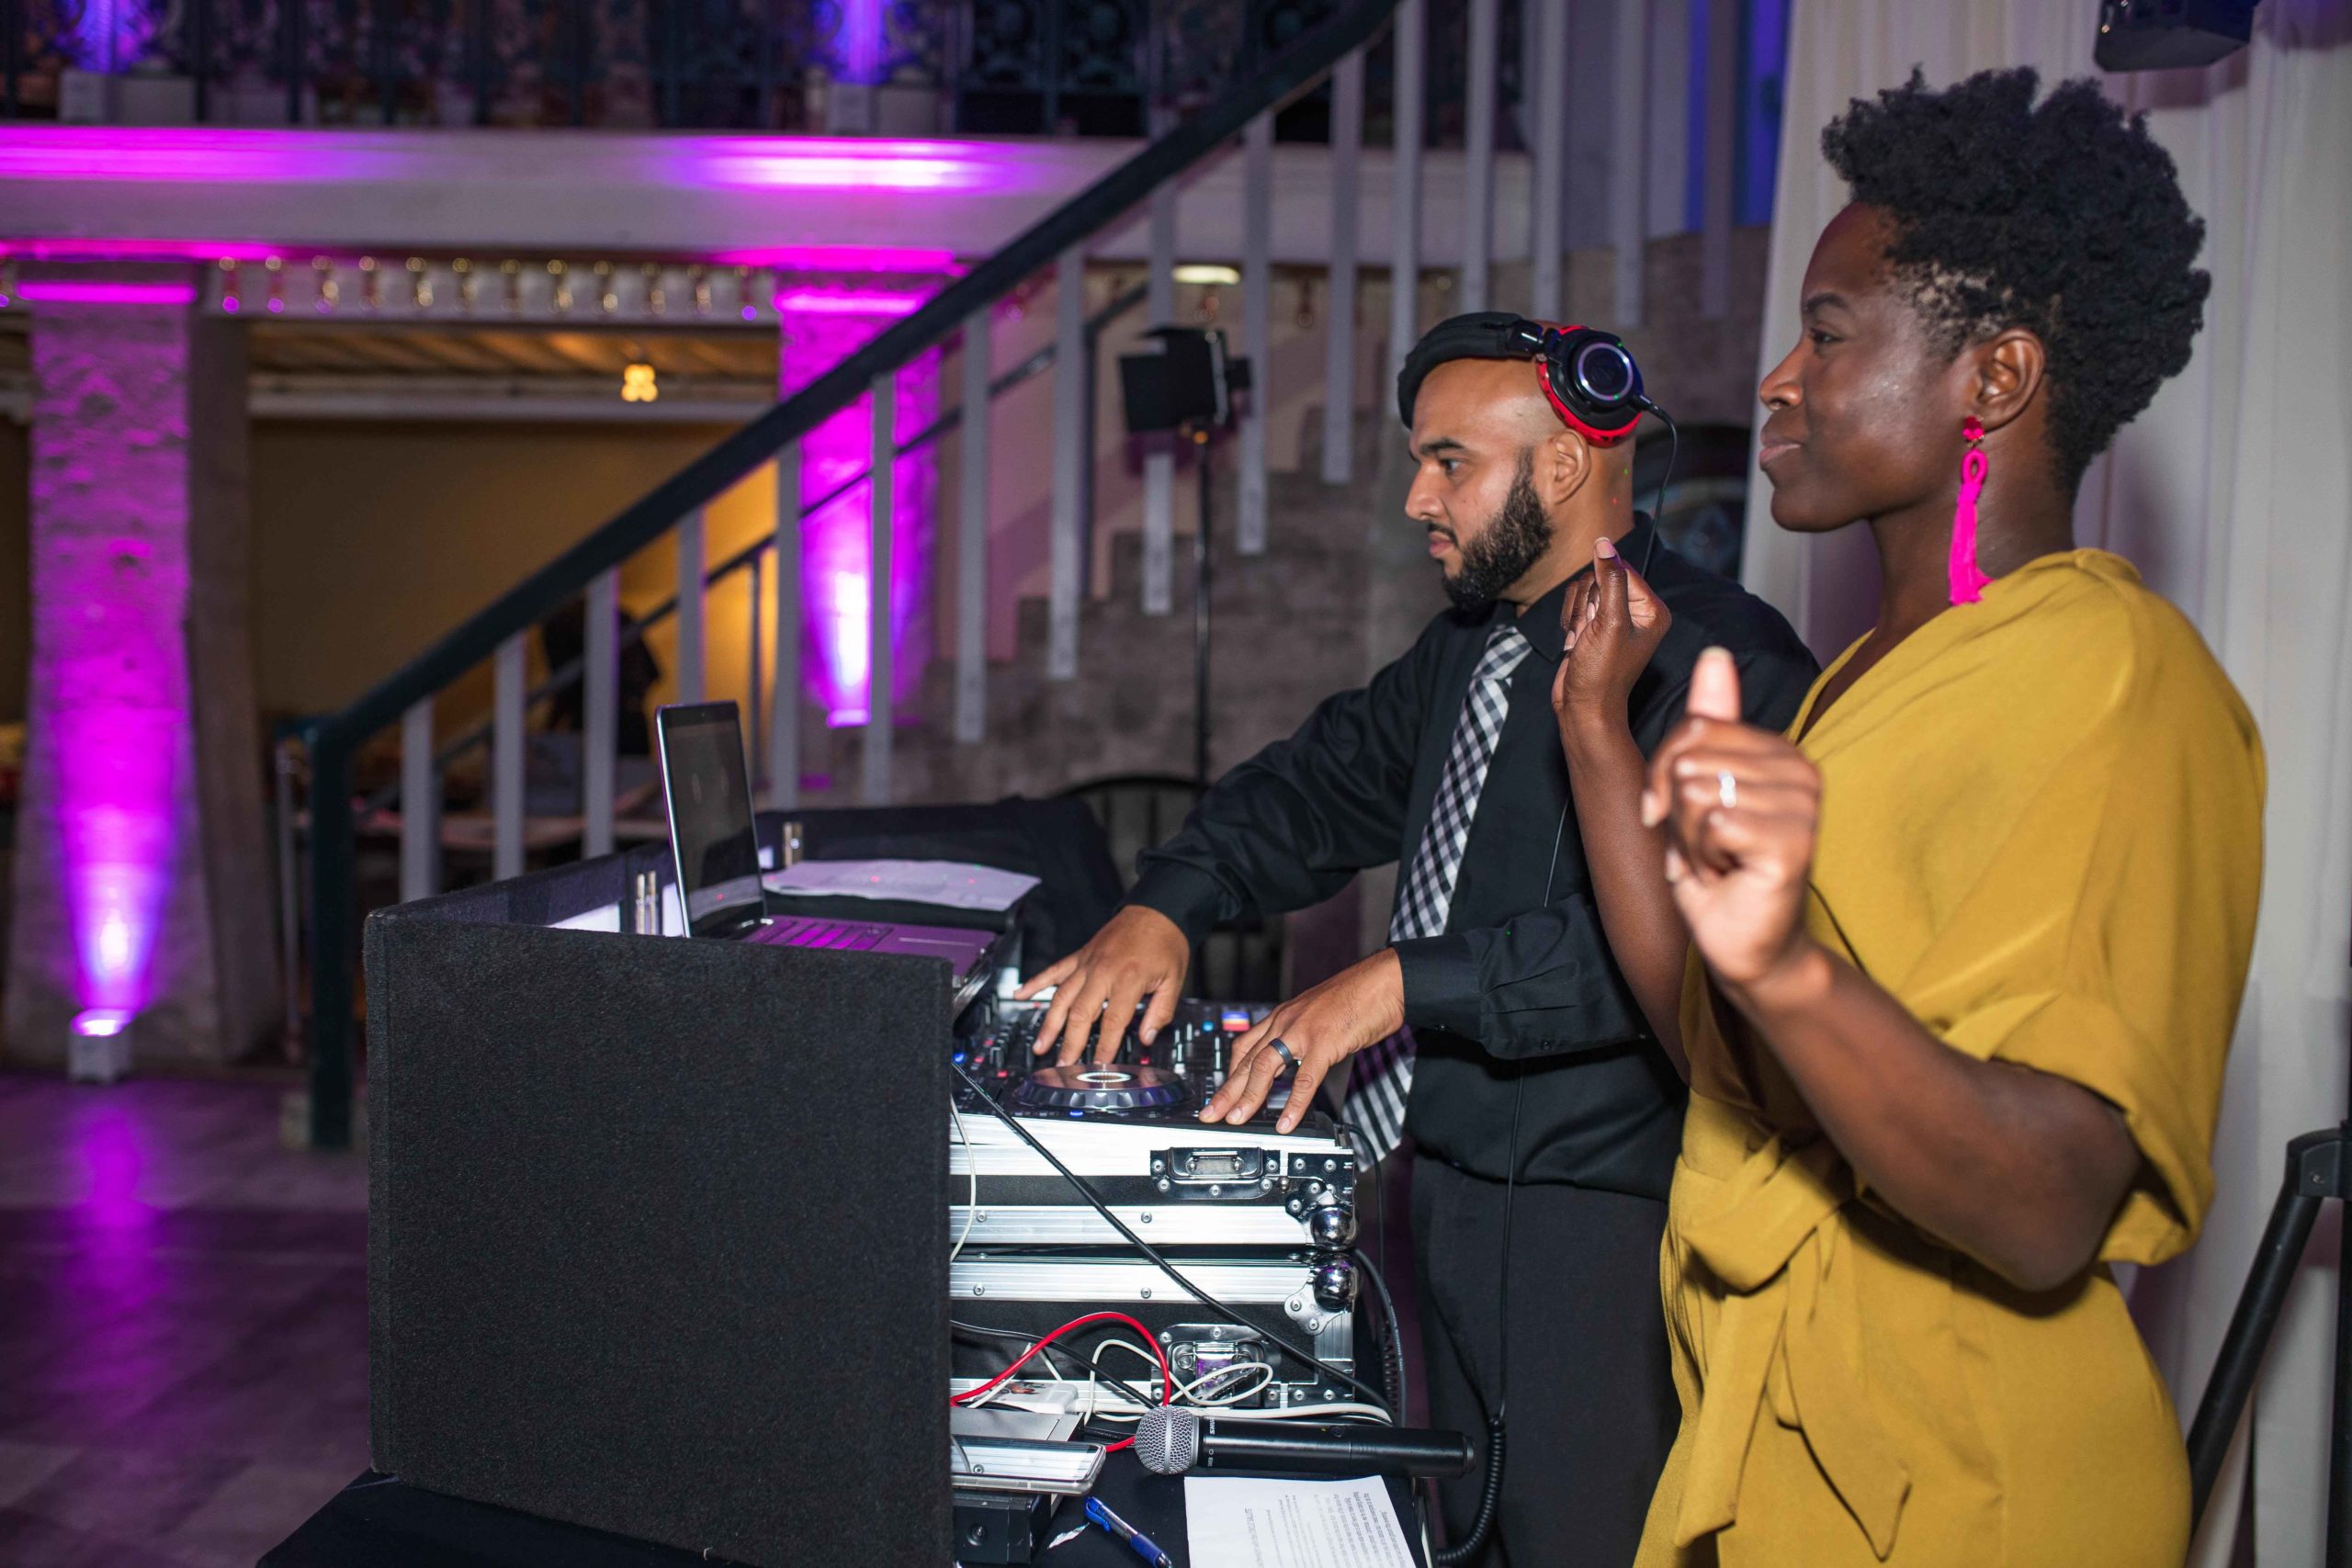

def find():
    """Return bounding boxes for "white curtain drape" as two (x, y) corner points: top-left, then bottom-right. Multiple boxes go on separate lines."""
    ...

(1741, 5), (2352, 1562)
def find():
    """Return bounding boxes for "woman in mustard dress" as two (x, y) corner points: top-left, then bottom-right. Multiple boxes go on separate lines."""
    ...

(1557, 72), (2264, 1565)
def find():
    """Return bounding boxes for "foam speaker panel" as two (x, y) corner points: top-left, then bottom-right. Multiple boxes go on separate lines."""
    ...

(367, 908), (951, 1566)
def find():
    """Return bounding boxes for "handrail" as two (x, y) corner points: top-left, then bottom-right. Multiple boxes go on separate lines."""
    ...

(298, 0), (1403, 1148)
(303, 1), (1393, 754)
(362, 278), (1152, 808)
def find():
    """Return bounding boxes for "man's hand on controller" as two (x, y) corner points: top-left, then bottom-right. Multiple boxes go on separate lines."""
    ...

(1202, 951), (1406, 1135)
(1013, 905), (1193, 1066)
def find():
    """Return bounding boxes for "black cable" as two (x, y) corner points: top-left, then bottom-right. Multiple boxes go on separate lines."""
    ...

(949, 1059), (1395, 1417)
(1635, 399), (1679, 578)
(950, 1319), (1158, 1410)
(1351, 1247), (1408, 1421)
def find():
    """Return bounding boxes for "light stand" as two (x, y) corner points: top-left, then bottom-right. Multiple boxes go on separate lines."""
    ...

(1185, 423), (1217, 787)
(2186, 1122), (2352, 1562)
(1116, 325), (1248, 791)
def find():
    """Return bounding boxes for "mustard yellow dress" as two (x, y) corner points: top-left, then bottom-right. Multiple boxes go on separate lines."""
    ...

(1634, 551), (2265, 1567)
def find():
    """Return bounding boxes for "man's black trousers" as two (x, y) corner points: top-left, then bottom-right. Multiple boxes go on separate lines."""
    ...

(1411, 1154), (1679, 1567)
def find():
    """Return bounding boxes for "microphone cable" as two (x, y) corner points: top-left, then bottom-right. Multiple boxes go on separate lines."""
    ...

(948, 1058), (1395, 1418)
(1633, 397), (1679, 578)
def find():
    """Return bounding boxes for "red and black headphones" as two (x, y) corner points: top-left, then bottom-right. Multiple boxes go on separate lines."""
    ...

(1505, 319), (1649, 446)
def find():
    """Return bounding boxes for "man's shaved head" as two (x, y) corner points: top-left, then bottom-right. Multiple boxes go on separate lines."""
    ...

(1402, 355), (1635, 614)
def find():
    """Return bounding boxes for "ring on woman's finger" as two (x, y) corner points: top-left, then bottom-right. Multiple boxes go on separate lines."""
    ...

(1270, 1038), (1299, 1073)
(1717, 769), (1737, 811)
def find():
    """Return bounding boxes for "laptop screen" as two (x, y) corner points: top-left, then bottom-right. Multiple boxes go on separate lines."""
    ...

(654, 703), (764, 939)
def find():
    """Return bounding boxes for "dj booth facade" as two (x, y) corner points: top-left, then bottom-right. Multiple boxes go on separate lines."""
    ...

(361, 802), (1121, 1567)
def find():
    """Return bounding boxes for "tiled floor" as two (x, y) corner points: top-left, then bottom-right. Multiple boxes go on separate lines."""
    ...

(0, 1074), (368, 1568)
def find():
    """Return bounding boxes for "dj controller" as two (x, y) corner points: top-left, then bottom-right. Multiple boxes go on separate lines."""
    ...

(947, 992), (1364, 1412)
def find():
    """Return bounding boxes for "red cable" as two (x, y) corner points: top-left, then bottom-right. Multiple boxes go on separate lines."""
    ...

(951, 1311), (1172, 1453)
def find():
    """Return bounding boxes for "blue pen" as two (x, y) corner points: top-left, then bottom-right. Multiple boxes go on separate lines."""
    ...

(1084, 1495), (1174, 1568)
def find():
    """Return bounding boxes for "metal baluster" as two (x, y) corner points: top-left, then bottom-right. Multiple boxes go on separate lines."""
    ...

(569, 0), (588, 127)
(1047, 245), (1085, 681)
(755, 0), (776, 127)
(955, 309), (991, 743)
(584, 567), (618, 857)
(1320, 47), (1364, 486)
(1238, 110), (1272, 556)
(191, 0), (209, 123)
(1612, 0), (1649, 326)
(304, 734), (355, 1148)
(1142, 163), (1177, 615)
(284, 0), (306, 123)
(470, 0), (492, 124)
(864, 370), (895, 805)
(493, 633), (526, 880)
(400, 697), (439, 901)
(1528, 0), (1566, 321)
(375, 0), (395, 123)
(274, 738), (302, 1052)
(1702, 0), (1738, 320)
(747, 549), (764, 792)
(674, 507), (706, 703)
(1385, 0), (1424, 392)
(1461, 0), (1499, 313)
(658, 0), (680, 128)
(768, 443), (801, 808)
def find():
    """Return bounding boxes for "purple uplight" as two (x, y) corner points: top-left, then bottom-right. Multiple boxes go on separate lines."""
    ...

(0, 237), (287, 263)
(781, 287), (944, 728)
(774, 288), (931, 318)
(29, 292), (196, 1031)
(672, 141), (989, 193)
(74, 1106), (155, 1232)
(709, 245), (959, 273)
(16, 278), (198, 307)
(73, 1009), (132, 1038)
(835, 0), (886, 84)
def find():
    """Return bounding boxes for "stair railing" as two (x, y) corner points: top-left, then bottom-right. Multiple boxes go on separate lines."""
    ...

(291, 0), (1403, 1148)
(352, 278), (1152, 832)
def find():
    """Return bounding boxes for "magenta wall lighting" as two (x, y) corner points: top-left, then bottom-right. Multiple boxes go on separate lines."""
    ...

(25, 288), (196, 1055)
(780, 280), (946, 728)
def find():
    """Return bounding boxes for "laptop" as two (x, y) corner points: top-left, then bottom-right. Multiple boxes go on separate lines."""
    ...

(653, 702), (1002, 1008)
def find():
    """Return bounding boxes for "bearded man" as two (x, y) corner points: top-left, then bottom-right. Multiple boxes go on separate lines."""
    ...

(1018, 314), (1815, 1563)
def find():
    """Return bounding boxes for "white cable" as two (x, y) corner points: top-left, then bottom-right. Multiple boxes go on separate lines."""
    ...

(947, 1091), (978, 1263)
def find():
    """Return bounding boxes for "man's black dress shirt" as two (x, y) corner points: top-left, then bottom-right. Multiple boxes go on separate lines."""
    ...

(1127, 519), (1819, 1198)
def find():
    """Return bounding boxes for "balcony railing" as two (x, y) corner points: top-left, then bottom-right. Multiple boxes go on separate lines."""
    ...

(0, 0), (1459, 134)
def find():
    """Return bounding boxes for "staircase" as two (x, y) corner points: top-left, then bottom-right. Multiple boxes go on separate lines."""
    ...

(856, 405), (1425, 807)
(288, 0), (1408, 1148)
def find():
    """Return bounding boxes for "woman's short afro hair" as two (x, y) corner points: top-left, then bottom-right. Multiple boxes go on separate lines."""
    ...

(1822, 68), (2209, 490)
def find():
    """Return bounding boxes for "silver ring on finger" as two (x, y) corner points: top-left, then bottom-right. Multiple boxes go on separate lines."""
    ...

(1716, 769), (1737, 811)
(1270, 1038), (1300, 1074)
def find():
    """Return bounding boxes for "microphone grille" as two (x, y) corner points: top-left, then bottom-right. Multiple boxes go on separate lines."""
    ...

(1133, 1406), (1202, 1476)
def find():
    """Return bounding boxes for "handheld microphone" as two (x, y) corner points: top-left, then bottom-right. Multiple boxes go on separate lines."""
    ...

(1132, 1406), (1473, 1479)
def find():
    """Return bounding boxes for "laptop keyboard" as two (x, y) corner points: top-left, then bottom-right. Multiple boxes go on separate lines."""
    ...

(760, 919), (890, 952)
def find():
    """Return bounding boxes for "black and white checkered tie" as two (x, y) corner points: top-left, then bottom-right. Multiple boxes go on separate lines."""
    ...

(1342, 619), (1532, 1164)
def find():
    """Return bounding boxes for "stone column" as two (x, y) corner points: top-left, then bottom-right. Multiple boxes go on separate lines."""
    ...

(776, 274), (948, 729)
(3, 264), (278, 1068)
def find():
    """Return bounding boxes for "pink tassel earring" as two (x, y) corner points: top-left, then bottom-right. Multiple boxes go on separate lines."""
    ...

(1948, 415), (1993, 605)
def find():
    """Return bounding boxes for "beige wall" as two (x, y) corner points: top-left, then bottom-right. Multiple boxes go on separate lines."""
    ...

(249, 420), (770, 734)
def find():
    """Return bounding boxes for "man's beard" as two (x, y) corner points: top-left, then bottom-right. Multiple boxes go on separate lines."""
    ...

(1441, 454), (1552, 614)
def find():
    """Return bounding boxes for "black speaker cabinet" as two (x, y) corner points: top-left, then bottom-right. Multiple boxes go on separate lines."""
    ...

(367, 886), (952, 1567)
